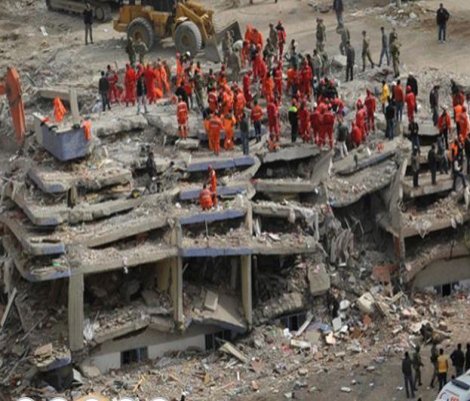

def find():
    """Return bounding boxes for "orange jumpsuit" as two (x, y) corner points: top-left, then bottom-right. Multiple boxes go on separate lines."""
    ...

(209, 169), (218, 206)
(199, 188), (213, 210)
(364, 91), (376, 132)
(323, 109), (335, 149)
(124, 64), (136, 106)
(355, 107), (367, 139)
(263, 76), (275, 102)
(351, 123), (362, 147)
(209, 115), (223, 155)
(243, 74), (252, 104)
(267, 101), (280, 142)
(208, 91), (218, 113)
(457, 111), (469, 140)
(298, 105), (311, 143)
(273, 66), (283, 101)
(144, 66), (157, 104)
(223, 114), (236, 150)
(107, 69), (120, 104)
(405, 91), (416, 123)
(300, 64), (313, 99)
(177, 100), (189, 139)
(311, 108), (321, 145)
(234, 91), (246, 123)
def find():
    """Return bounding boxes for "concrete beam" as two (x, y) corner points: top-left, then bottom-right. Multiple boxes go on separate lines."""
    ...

(402, 173), (453, 198)
(262, 145), (319, 164)
(170, 225), (184, 328)
(254, 179), (317, 194)
(37, 87), (85, 103)
(92, 113), (148, 138)
(179, 185), (247, 201)
(181, 247), (252, 257)
(240, 255), (252, 328)
(68, 273), (84, 351)
(187, 155), (256, 172)
(179, 209), (246, 226)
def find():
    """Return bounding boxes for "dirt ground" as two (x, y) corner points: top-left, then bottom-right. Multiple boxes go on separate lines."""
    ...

(1, 0), (470, 400)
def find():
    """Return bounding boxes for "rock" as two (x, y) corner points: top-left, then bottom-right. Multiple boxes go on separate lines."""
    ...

(298, 368), (308, 376)
(332, 55), (347, 68)
(335, 352), (346, 358)
(332, 317), (342, 332)
(33, 343), (52, 358)
(175, 138), (199, 150)
(341, 387), (352, 393)
(251, 380), (259, 391)
(80, 364), (101, 379)
(290, 339), (311, 350)
(307, 263), (330, 296)
(284, 392), (293, 399)
(305, 331), (321, 345)
(356, 292), (376, 315)
(339, 300), (350, 310)
(325, 332), (336, 345)
(366, 366), (375, 372)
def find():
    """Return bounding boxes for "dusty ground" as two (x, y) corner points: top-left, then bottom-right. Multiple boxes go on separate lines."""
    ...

(1, 0), (470, 400)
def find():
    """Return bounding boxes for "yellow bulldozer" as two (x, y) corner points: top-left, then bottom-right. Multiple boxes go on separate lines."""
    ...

(113, 0), (241, 63)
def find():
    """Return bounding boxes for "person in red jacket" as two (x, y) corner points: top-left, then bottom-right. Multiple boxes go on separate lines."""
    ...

(124, 63), (136, 107)
(176, 97), (189, 139)
(457, 106), (469, 141)
(253, 50), (264, 82)
(300, 61), (313, 100)
(276, 21), (287, 59)
(323, 106), (335, 149)
(394, 80), (405, 121)
(243, 71), (253, 106)
(310, 104), (321, 145)
(317, 103), (327, 147)
(267, 99), (280, 142)
(405, 85), (416, 123)
(207, 166), (218, 206)
(298, 101), (311, 143)
(199, 184), (213, 210)
(364, 89), (377, 133)
(438, 107), (452, 149)
(144, 64), (157, 105)
(234, 88), (246, 123)
(273, 63), (283, 102)
(251, 100), (264, 142)
(263, 72), (275, 102)
(208, 88), (218, 114)
(106, 65), (120, 104)
(355, 103), (367, 139)
(351, 121), (362, 147)
(209, 114), (223, 155)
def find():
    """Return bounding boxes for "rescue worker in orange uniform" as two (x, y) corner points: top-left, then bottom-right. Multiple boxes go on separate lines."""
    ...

(106, 65), (120, 104)
(298, 101), (311, 143)
(300, 61), (313, 100)
(144, 64), (157, 105)
(364, 89), (377, 133)
(273, 63), (283, 102)
(251, 100), (264, 142)
(234, 88), (246, 123)
(323, 105), (336, 149)
(124, 63), (136, 107)
(252, 28), (264, 48)
(311, 104), (321, 145)
(317, 103), (327, 147)
(263, 72), (275, 102)
(243, 71), (253, 106)
(176, 97), (189, 139)
(207, 166), (218, 206)
(287, 65), (298, 98)
(159, 62), (170, 94)
(454, 103), (463, 135)
(405, 85), (416, 123)
(209, 113), (223, 155)
(355, 102), (367, 139)
(457, 106), (469, 141)
(351, 121), (362, 147)
(438, 107), (452, 149)
(199, 184), (213, 210)
(223, 112), (236, 150)
(208, 88), (218, 114)
(267, 99), (280, 142)
(276, 21), (287, 59)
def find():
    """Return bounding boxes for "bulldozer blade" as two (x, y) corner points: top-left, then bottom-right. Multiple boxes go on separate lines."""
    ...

(203, 21), (242, 63)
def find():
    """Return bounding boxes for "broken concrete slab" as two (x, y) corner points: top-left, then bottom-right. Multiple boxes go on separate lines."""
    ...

(356, 292), (376, 315)
(92, 112), (148, 138)
(37, 87), (85, 103)
(402, 172), (453, 198)
(254, 179), (317, 194)
(179, 184), (250, 201)
(204, 290), (219, 312)
(307, 263), (331, 296)
(175, 138), (200, 150)
(28, 165), (132, 194)
(79, 364), (101, 379)
(187, 155), (256, 172)
(262, 145), (320, 164)
(219, 341), (248, 364)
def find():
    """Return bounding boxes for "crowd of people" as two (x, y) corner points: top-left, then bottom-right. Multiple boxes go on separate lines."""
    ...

(402, 342), (470, 398)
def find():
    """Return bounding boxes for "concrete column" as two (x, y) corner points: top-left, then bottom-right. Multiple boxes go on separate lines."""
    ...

(155, 260), (171, 292)
(68, 273), (84, 351)
(170, 224), (184, 328)
(240, 255), (252, 328)
(245, 203), (253, 234)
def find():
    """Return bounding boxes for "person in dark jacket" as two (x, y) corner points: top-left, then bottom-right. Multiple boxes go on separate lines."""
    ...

(436, 3), (450, 43)
(333, 0), (344, 27)
(336, 121), (348, 158)
(83, 2), (93, 45)
(452, 154), (467, 191)
(239, 112), (250, 155)
(411, 147), (420, 188)
(98, 71), (110, 111)
(437, 136), (449, 174)
(288, 102), (299, 143)
(385, 98), (396, 140)
(402, 352), (415, 399)
(451, 344), (466, 377)
(409, 121), (420, 152)
(430, 85), (440, 126)
(345, 41), (355, 82)
(406, 73), (418, 112)
(136, 75), (148, 114)
(428, 144), (438, 185)
(175, 83), (189, 107)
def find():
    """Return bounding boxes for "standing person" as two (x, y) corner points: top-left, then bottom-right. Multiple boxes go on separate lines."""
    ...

(438, 107), (452, 149)
(465, 343), (470, 372)
(405, 86), (416, 123)
(176, 97), (189, 139)
(437, 136), (449, 174)
(239, 112), (250, 155)
(361, 30), (374, 71)
(98, 71), (111, 112)
(333, 0), (344, 27)
(436, 3), (450, 43)
(207, 166), (218, 207)
(402, 352), (415, 399)
(378, 27), (390, 67)
(312, 49), (323, 79)
(83, 2), (93, 45)
(451, 344), (465, 377)
(428, 144), (438, 185)
(430, 342), (439, 388)
(125, 37), (136, 66)
(336, 120), (348, 158)
(437, 348), (449, 390)
(316, 18), (326, 51)
(409, 121), (420, 152)
(251, 100), (263, 142)
(412, 345), (424, 390)
(406, 73), (419, 112)
(380, 81), (390, 113)
(391, 40), (400, 78)
(136, 75), (148, 114)
(209, 114), (223, 156)
(453, 154), (467, 190)
(345, 41), (355, 82)
(385, 98), (396, 140)
(430, 85), (440, 126)
(276, 21), (287, 59)
(288, 100), (299, 143)
(365, 89), (376, 132)
(411, 147), (420, 188)
(394, 79), (404, 121)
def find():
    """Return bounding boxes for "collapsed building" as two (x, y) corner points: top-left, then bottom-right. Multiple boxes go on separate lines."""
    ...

(0, 68), (469, 395)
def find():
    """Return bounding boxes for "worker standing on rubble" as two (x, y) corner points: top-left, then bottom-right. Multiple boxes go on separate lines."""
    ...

(298, 101), (311, 143)
(430, 85), (440, 126)
(323, 105), (335, 149)
(98, 71), (111, 112)
(276, 21), (287, 59)
(438, 107), (451, 149)
(124, 64), (136, 107)
(411, 147), (420, 188)
(406, 74), (419, 111)
(378, 27), (390, 67)
(428, 144), (438, 185)
(402, 352), (415, 399)
(405, 86), (416, 123)
(364, 89), (376, 133)
(436, 3), (450, 43)
(437, 136), (449, 174)
(380, 81), (390, 114)
(209, 113), (223, 155)
(83, 2), (93, 45)
(391, 39), (400, 78)
(136, 75), (148, 114)
(351, 121), (362, 147)
(361, 31), (374, 71)
(394, 80), (404, 122)
(251, 100), (264, 142)
(316, 18), (326, 51)
(336, 120), (348, 158)
(240, 112), (250, 155)
(385, 98), (396, 140)
(451, 343), (465, 377)
(338, 25), (350, 56)
(430, 342), (439, 388)
(145, 151), (158, 192)
(106, 65), (120, 104)
(288, 100), (299, 143)
(199, 184), (213, 210)
(457, 106), (469, 141)
(267, 98), (280, 143)
(332, 0), (344, 27)
(437, 349), (449, 390)
(207, 166), (218, 206)
(452, 152), (467, 191)
(223, 112), (236, 150)
(176, 96), (189, 139)
(126, 37), (136, 66)
(409, 121), (420, 152)
(412, 345), (424, 390)
(345, 41), (355, 82)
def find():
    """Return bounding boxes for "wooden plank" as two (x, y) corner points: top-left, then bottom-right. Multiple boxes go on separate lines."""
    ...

(0, 287), (18, 331)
